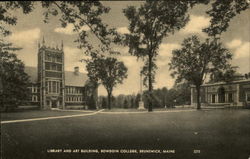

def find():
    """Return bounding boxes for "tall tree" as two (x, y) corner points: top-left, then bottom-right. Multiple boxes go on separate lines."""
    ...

(123, 1), (191, 111)
(101, 97), (107, 109)
(0, 41), (30, 111)
(130, 98), (135, 108)
(123, 99), (128, 109)
(169, 36), (232, 109)
(174, 81), (191, 105)
(86, 56), (128, 109)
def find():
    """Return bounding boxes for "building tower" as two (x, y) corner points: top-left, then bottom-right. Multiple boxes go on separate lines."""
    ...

(38, 37), (65, 109)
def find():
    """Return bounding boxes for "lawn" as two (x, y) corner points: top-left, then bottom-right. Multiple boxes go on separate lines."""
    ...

(1, 109), (250, 159)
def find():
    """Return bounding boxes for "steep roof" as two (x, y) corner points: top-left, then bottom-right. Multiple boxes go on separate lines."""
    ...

(65, 71), (88, 87)
(24, 66), (88, 86)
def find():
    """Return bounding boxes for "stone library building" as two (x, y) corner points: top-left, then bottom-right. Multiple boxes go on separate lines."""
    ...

(24, 38), (97, 110)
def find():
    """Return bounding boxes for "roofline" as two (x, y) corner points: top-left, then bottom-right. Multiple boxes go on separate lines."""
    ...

(191, 79), (250, 87)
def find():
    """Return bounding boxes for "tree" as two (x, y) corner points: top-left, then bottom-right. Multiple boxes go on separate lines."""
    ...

(101, 97), (107, 109)
(165, 88), (178, 108)
(204, 0), (249, 37)
(174, 81), (191, 105)
(209, 66), (237, 83)
(87, 94), (96, 110)
(123, 99), (128, 109)
(123, 1), (192, 112)
(0, 2), (34, 36)
(161, 87), (168, 107)
(1, 2), (117, 53)
(135, 93), (141, 109)
(0, 41), (30, 111)
(86, 56), (128, 109)
(169, 36), (232, 109)
(130, 98), (135, 108)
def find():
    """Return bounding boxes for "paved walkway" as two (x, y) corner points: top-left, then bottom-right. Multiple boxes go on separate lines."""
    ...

(1, 109), (197, 124)
(1, 109), (104, 124)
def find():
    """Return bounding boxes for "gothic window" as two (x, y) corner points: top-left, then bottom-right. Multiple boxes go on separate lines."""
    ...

(57, 82), (60, 94)
(48, 81), (51, 93)
(55, 82), (58, 93)
(47, 81), (49, 93)
(47, 54), (51, 61)
(52, 56), (56, 62)
(52, 64), (57, 71)
(57, 56), (62, 63)
(45, 63), (50, 70)
(32, 95), (37, 102)
(45, 53), (50, 61)
(57, 65), (62, 71)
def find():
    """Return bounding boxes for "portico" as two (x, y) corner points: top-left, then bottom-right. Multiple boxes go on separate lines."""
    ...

(191, 79), (250, 107)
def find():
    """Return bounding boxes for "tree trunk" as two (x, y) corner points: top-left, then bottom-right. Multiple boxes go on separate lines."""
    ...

(148, 55), (153, 112)
(196, 86), (201, 110)
(107, 91), (111, 110)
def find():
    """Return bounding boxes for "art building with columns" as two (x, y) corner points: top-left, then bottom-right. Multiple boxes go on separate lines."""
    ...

(191, 76), (250, 107)
(24, 38), (97, 109)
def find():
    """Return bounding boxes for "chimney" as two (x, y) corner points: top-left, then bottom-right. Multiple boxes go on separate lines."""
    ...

(74, 66), (79, 75)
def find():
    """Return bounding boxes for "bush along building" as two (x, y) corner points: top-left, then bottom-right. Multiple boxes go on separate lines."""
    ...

(24, 38), (97, 110)
(191, 74), (250, 108)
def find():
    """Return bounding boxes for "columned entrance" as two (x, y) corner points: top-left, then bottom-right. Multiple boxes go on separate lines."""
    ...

(52, 100), (57, 108)
(218, 87), (225, 103)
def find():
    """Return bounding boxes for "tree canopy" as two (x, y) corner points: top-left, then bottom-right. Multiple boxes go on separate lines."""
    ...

(86, 56), (128, 109)
(123, 0), (193, 111)
(0, 41), (30, 111)
(0, 1), (119, 56)
(204, 0), (249, 37)
(169, 36), (232, 109)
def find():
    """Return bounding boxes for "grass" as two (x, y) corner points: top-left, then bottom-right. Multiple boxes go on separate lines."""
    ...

(1, 109), (250, 159)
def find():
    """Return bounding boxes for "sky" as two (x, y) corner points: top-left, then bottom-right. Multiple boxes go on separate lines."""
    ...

(3, 1), (250, 96)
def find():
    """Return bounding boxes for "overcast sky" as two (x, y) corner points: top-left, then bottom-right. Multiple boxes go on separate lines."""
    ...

(4, 1), (250, 96)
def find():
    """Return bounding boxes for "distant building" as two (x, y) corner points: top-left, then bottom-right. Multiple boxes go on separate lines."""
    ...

(24, 38), (97, 109)
(191, 76), (250, 107)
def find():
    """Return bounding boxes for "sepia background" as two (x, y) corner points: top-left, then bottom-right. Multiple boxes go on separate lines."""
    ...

(4, 1), (250, 96)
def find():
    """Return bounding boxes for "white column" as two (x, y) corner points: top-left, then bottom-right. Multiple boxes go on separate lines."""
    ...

(236, 84), (242, 106)
(225, 93), (228, 103)
(215, 94), (218, 103)
(48, 81), (50, 93)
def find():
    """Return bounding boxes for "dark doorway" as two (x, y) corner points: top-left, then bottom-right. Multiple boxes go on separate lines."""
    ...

(212, 94), (216, 103)
(218, 87), (225, 103)
(52, 100), (57, 108)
